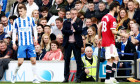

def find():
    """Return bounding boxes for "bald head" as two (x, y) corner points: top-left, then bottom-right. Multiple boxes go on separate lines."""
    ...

(56, 34), (63, 44)
(85, 46), (93, 58)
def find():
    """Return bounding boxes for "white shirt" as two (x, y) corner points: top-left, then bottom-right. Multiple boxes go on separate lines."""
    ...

(26, 2), (39, 17)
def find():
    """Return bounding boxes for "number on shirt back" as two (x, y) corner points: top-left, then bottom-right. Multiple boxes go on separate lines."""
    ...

(102, 21), (107, 32)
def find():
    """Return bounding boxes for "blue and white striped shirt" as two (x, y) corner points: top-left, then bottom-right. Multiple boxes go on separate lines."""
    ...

(12, 16), (37, 46)
(4, 22), (13, 33)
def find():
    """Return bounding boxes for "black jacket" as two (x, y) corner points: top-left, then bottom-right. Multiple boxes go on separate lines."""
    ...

(115, 39), (136, 60)
(95, 9), (109, 21)
(85, 10), (96, 18)
(62, 18), (83, 48)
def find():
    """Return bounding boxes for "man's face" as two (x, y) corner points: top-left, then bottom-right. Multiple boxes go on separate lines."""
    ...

(1, 17), (8, 26)
(37, 26), (43, 33)
(56, 0), (63, 5)
(75, 3), (82, 10)
(0, 24), (4, 33)
(0, 43), (7, 52)
(18, 8), (27, 17)
(85, 47), (93, 58)
(120, 30), (127, 43)
(56, 35), (63, 44)
(70, 10), (78, 19)
(56, 20), (63, 29)
(128, 2), (134, 11)
(88, 3), (94, 11)
(44, 26), (51, 34)
(99, 3), (105, 11)
(40, 20), (47, 26)
(86, 19), (92, 27)
(58, 11), (65, 18)
(41, 11), (47, 17)
(35, 45), (41, 53)
(131, 24), (138, 34)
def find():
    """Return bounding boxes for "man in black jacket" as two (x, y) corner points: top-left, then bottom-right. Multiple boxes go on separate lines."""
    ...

(95, 2), (109, 22)
(116, 29), (136, 77)
(62, 8), (83, 83)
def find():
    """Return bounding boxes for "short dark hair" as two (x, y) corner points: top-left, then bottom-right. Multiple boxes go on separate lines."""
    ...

(9, 15), (17, 20)
(18, 3), (27, 11)
(44, 25), (51, 28)
(99, 1), (106, 5)
(75, 1), (82, 4)
(40, 6), (48, 12)
(109, 2), (120, 11)
(37, 24), (44, 29)
(88, 1), (94, 4)
(55, 17), (63, 23)
(50, 40), (59, 49)
(59, 8), (66, 13)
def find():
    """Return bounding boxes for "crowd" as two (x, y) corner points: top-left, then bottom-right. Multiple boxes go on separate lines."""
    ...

(0, 0), (140, 83)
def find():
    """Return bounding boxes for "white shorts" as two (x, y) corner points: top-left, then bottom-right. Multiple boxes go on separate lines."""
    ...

(105, 44), (118, 59)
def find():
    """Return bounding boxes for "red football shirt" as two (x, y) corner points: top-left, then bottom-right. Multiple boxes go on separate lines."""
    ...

(101, 13), (117, 47)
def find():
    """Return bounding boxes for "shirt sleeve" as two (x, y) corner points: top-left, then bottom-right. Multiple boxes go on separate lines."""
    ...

(12, 20), (17, 44)
(110, 18), (117, 30)
(31, 18), (38, 41)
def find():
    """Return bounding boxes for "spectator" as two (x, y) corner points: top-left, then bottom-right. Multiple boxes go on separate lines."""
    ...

(129, 23), (140, 51)
(3, 34), (12, 49)
(0, 40), (13, 59)
(9, 15), (17, 25)
(86, 26), (96, 47)
(38, 0), (52, 11)
(95, 2), (109, 22)
(42, 40), (63, 61)
(0, 0), (7, 12)
(49, 0), (66, 15)
(36, 24), (44, 44)
(31, 10), (39, 24)
(91, 17), (98, 33)
(65, 0), (75, 11)
(9, 0), (27, 17)
(128, 0), (140, 25)
(0, 23), (6, 40)
(134, 1), (140, 10)
(51, 17), (63, 36)
(92, 35), (99, 56)
(26, 0), (39, 17)
(1, 16), (12, 35)
(116, 29), (136, 77)
(82, 18), (93, 36)
(35, 44), (46, 60)
(85, 1), (95, 18)
(39, 18), (47, 27)
(39, 6), (52, 22)
(56, 34), (64, 54)
(116, 8), (130, 31)
(40, 34), (51, 52)
(75, 1), (84, 13)
(127, 19), (136, 33)
(44, 25), (56, 41)
(0, 5), (5, 21)
(80, 46), (97, 81)
(47, 8), (66, 28)
(62, 8), (83, 83)
(65, 11), (71, 19)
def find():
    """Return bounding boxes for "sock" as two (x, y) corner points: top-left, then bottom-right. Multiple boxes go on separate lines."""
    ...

(32, 64), (37, 79)
(106, 62), (112, 80)
(14, 66), (20, 76)
(111, 61), (118, 78)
